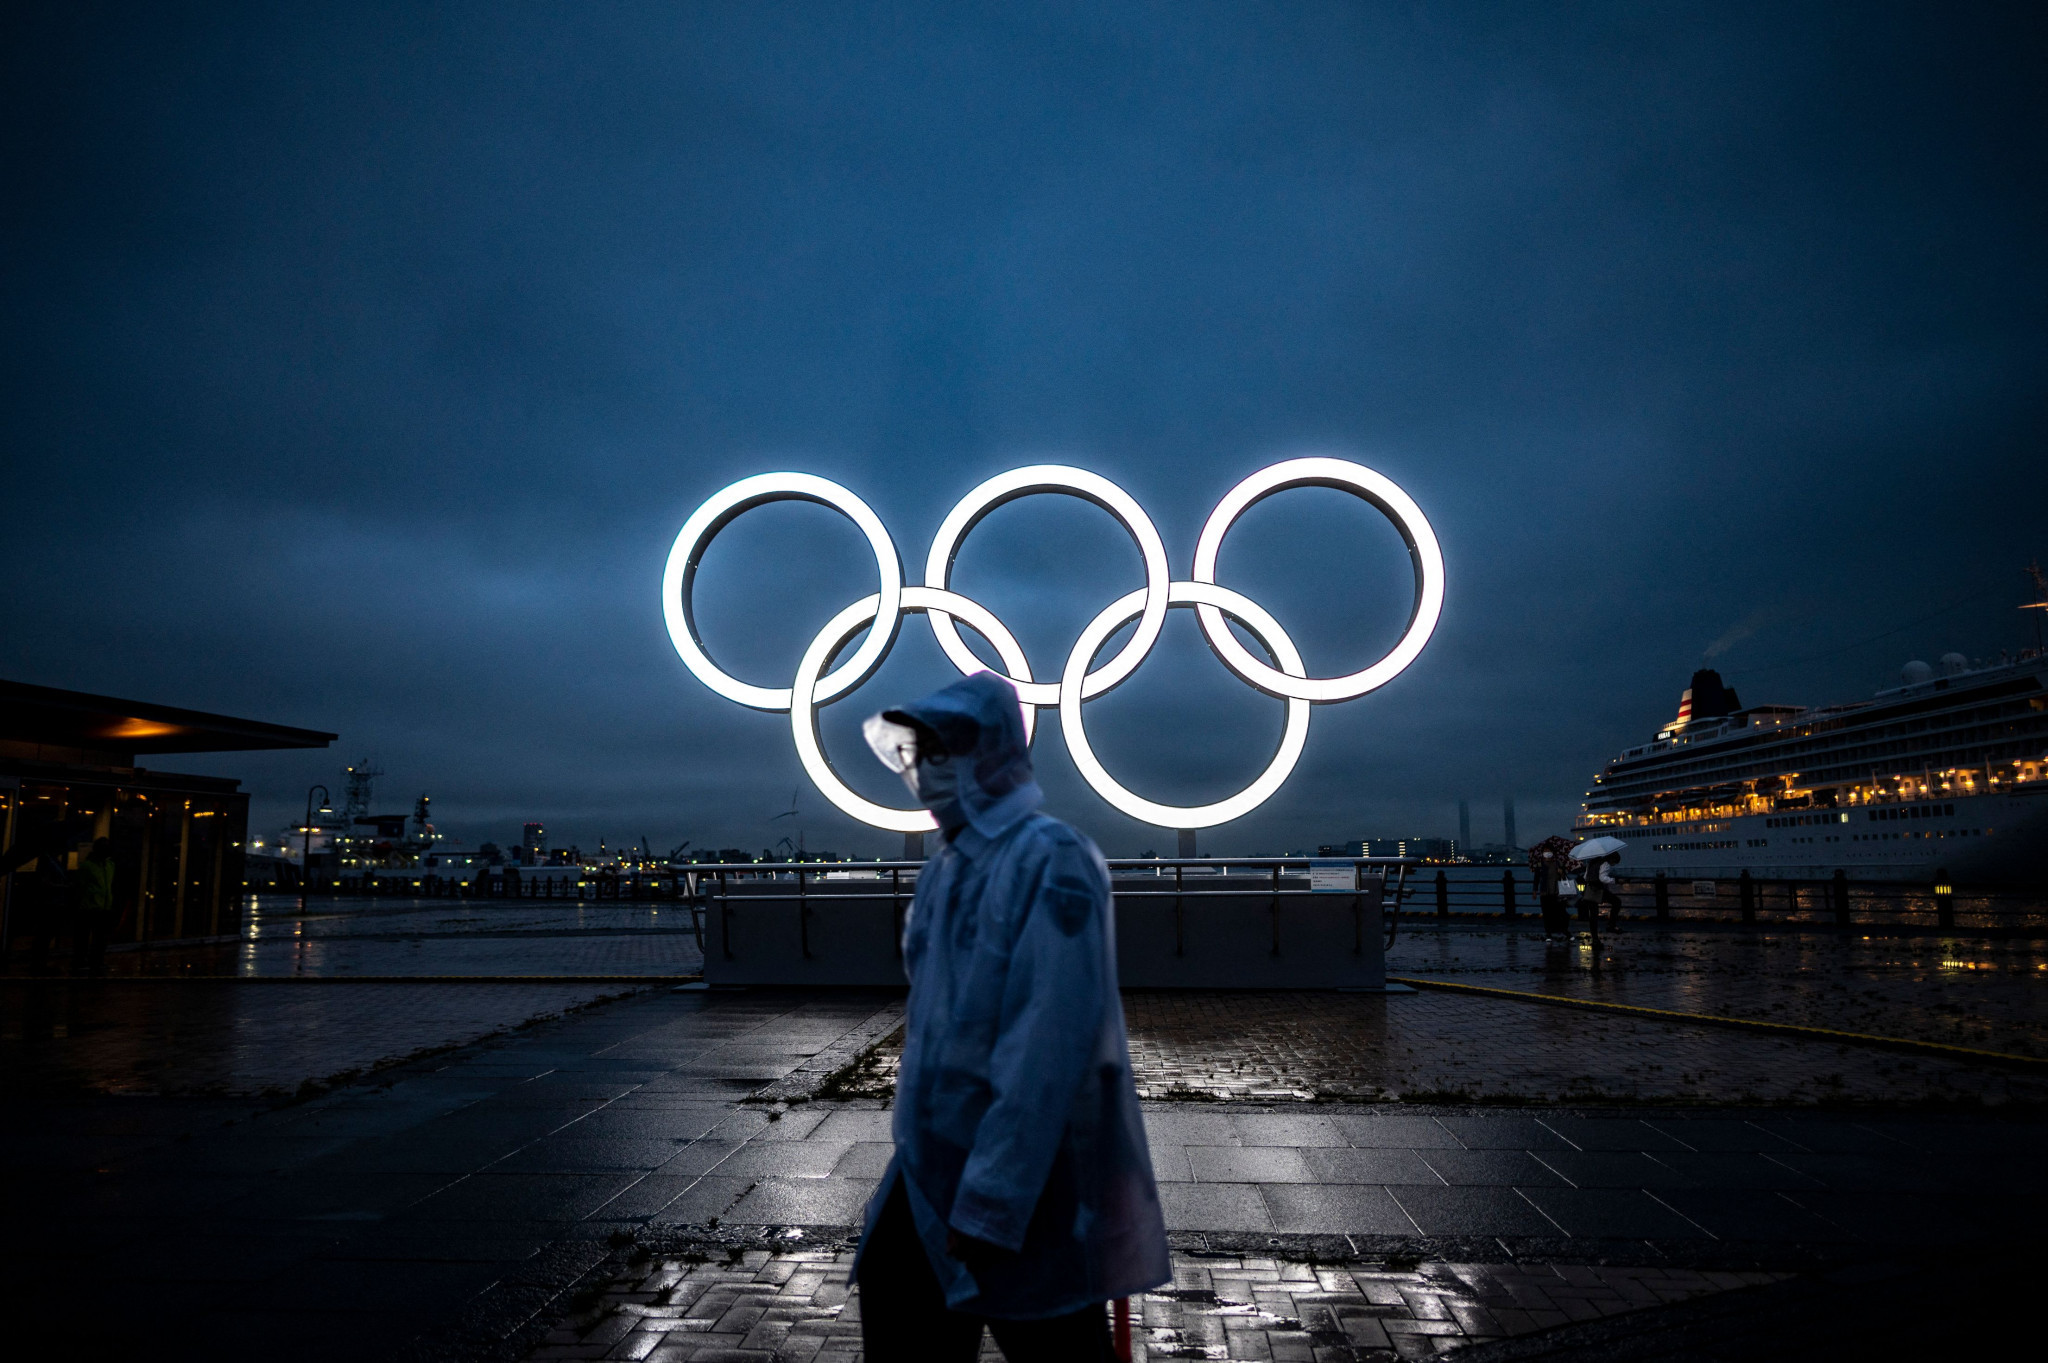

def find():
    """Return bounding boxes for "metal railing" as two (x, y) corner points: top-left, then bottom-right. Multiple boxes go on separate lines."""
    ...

(690, 861), (921, 961)
(253, 861), (2039, 935)
(1344, 866), (2041, 931)
(693, 856), (1423, 960)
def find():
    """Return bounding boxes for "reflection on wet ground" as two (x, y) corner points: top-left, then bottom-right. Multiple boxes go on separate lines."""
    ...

(0, 896), (701, 1096)
(0, 979), (648, 1095)
(1116, 990), (2047, 1104)
(64, 895), (707, 978)
(10, 902), (2047, 1105)
(1389, 925), (2048, 1058)
(822, 923), (2048, 1105)
(9, 983), (2040, 1362)
(0, 897), (709, 1094)
(842, 981), (2048, 1106)
(530, 1246), (1788, 1363)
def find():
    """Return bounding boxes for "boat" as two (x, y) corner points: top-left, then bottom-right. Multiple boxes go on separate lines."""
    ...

(1575, 647), (2048, 886)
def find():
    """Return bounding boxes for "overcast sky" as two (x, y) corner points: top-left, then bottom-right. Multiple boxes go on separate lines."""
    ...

(4, 3), (2043, 858)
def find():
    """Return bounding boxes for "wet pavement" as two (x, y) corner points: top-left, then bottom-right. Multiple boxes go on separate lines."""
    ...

(10, 925), (2045, 1110)
(6, 910), (2048, 1360)
(0, 895), (702, 1096)
(612, 1089), (2048, 1252)
(844, 986), (2048, 1106)
(0, 989), (902, 1360)
(0, 979), (651, 1095)
(771, 923), (2048, 1106)
(531, 1248), (1786, 1361)
(531, 1238), (2047, 1362)
(1387, 923), (2048, 1058)
(4, 983), (2043, 1361)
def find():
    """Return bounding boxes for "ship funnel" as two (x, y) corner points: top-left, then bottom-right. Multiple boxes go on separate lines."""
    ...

(1671, 688), (1693, 728)
(1664, 668), (1740, 733)
(1685, 669), (1740, 720)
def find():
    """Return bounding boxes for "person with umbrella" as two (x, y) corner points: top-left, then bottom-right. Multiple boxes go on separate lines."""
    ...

(1572, 836), (1628, 933)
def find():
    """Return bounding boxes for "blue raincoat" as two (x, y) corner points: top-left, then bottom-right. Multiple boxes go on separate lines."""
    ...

(852, 671), (1170, 1319)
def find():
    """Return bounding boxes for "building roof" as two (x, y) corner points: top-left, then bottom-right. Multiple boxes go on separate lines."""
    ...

(0, 679), (336, 756)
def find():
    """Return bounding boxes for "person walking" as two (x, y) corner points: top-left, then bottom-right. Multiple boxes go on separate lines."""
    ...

(72, 837), (116, 974)
(1539, 857), (1567, 939)
(853, 671), (1169, 1361)
(1528, 837), (1574, 941)
(1572, 852), (1623, 949)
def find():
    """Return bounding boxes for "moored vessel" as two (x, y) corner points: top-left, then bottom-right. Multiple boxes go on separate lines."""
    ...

(1576, 649), (2048, 886)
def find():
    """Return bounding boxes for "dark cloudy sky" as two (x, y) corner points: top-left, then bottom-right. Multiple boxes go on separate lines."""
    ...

(4, 3), (2043, 858)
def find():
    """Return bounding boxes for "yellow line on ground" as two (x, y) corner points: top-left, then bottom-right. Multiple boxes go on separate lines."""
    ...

(1387, 975), (2047, 1070)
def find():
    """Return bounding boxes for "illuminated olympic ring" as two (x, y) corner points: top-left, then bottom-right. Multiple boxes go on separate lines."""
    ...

(662, 459), (1444, 831)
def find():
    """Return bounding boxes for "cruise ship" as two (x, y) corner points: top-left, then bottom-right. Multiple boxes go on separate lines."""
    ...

(1575, 652), (2048, 885)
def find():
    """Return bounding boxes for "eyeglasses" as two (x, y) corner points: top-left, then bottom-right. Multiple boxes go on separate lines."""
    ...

(862, 715), (948, 773)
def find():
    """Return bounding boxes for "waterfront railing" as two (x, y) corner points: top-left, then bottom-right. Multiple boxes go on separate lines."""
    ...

(249, 860), (2040, 933)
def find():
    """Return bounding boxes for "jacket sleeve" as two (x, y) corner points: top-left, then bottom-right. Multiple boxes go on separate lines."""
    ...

(946, 833), (1110, 1250)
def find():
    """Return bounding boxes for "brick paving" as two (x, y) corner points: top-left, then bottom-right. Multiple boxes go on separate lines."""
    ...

(843, 988), (2048, 1106)
(1389, 925), (2048, 1058)
(6, 985), (2042, 1361)
(529, 1248), (1785, 1361)
(645, 1096), (2048, 1252)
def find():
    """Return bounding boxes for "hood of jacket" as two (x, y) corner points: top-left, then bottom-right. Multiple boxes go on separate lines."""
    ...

(884, 671), (1041, 846)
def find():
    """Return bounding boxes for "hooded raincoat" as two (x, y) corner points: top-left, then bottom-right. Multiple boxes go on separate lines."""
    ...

(852, 671), (1170, 1319)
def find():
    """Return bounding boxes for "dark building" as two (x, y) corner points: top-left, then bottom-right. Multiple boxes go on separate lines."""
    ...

(1319, 837), (1459, 862)
(0, 679), (333, 953)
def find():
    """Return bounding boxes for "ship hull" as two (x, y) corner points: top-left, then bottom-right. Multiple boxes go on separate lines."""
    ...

(1575, 787), (2048, 885)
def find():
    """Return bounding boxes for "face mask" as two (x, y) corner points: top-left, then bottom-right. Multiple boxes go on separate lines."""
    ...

(906, 752), (959, 810)
(863, 712), (962, 812)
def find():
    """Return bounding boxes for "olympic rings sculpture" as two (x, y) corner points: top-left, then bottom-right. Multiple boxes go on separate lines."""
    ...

(662, 458), (1444, 833)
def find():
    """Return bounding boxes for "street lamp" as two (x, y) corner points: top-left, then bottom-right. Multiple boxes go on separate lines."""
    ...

(301, 785), (329, 911)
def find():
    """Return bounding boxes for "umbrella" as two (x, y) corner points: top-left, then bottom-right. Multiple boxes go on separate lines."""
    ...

(1572, 835), (1627, 861)
(1526, 835), (1578, 873)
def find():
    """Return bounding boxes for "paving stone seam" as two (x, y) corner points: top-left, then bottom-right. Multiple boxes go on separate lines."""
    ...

(1508, 1187), (1568, 1235)
(1389, 974), (2048, 1069)
(390, 998), (910, 1362)
(1638, 1188), (1714, 1238)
